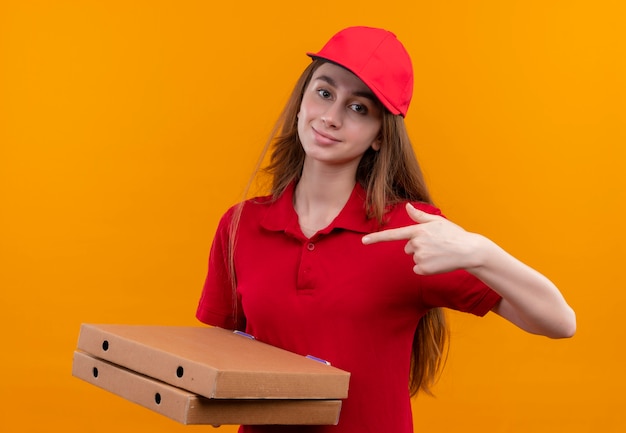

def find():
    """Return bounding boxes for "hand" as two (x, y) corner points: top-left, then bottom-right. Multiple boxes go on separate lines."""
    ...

(362, 203), (482, 275)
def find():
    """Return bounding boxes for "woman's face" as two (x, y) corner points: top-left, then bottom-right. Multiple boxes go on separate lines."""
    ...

(297, 62), (383, 170)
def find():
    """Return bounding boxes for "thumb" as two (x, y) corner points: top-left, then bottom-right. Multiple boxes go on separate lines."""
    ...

(406, 203), (439, 224)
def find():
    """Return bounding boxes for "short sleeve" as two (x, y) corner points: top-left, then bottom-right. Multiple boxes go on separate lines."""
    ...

(420, 270), (502, 317)
(402, 202), (501, 316)
(195, 206), (244, 330)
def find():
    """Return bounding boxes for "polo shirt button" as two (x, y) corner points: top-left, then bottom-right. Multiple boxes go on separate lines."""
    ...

(307, 242), (315, 251)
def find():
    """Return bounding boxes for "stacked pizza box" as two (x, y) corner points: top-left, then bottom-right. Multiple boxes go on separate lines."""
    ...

(72, 324), (350, 425)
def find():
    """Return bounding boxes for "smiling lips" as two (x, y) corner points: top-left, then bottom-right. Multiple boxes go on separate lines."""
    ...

(312, 127), (341, 145)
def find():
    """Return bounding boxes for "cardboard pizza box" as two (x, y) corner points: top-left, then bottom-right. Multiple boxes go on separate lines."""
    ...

(76, 324), (350, 399)
(72, 351), (342, 425)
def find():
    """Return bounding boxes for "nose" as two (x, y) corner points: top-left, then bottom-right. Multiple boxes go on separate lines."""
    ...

(321, 101), (342, 128)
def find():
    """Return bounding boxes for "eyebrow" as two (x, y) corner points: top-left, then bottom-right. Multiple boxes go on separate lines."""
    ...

(315, 75), (378, 103)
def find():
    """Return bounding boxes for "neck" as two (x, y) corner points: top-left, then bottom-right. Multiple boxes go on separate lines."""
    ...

(293, 160), (357, 237)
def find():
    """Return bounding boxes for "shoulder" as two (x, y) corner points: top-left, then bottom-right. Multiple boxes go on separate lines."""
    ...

(227, 193), (275, 215)
(215, 193), (275, 229)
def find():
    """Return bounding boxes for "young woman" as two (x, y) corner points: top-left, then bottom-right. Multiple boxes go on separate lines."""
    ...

(196, 26), (576, 433)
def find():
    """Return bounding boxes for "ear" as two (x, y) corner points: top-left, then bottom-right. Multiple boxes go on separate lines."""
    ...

(371, 139), (381, 152)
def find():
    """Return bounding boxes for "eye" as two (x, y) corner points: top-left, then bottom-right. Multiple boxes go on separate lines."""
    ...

(317, 88), (332, 99)
(349, 103), (368, 115)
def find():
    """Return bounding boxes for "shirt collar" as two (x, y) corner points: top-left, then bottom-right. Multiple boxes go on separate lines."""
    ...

(260, 181), (379, 236)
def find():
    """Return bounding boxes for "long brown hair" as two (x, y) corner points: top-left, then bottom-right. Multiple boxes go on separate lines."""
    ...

(229, 59), (449, 396)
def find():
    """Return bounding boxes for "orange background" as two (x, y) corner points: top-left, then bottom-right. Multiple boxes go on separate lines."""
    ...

(1, 1), (624, 432)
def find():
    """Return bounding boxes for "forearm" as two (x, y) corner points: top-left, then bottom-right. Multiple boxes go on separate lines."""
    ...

(466, 234), (576, 338)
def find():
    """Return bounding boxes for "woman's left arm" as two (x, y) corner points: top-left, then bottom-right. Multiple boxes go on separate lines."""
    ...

(362, 203), (576, 339)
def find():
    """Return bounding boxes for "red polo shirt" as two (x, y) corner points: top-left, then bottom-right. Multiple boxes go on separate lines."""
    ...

(196, 182), (501, 433)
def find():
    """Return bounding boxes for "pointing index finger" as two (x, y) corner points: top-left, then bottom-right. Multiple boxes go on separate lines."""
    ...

(362, 226), (416, 245)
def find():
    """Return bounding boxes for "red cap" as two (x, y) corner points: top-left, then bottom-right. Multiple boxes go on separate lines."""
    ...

(307, 26), (414, 117)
